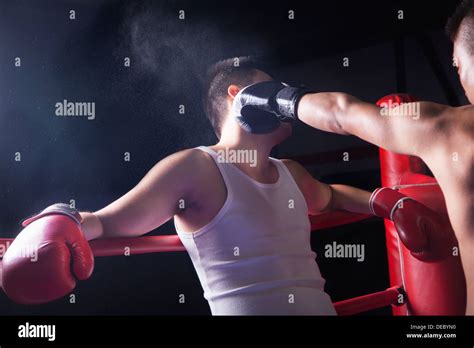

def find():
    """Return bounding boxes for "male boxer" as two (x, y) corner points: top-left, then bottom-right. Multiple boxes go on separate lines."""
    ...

(230, 1), (474, 314)
(2, 57), (449, 315)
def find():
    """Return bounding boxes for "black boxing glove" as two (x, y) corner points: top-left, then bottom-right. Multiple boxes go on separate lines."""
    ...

(232, 81), (314, 134)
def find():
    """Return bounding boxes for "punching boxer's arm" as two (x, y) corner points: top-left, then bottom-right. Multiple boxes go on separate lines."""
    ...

(232, 81), (453, 157)
(282, 159), (371, 215)
(80, 149), (202, 240)
(297, 93), (451, 157)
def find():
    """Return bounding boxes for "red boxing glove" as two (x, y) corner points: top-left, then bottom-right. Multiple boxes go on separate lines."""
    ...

(370, 187), (452, 262)
(2, 204), (94, 304)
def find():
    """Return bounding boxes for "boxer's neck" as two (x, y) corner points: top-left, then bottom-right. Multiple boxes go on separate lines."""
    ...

(213, 132), (276, 176)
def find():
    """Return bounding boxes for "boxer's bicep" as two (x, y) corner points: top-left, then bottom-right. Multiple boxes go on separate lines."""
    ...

(282, 159), (332, 215)
(306, 180), (333, 214)
(339, 99), (405, 151)
(344, 100), (448, 156)
(387, 102), (449, 156)
(95, 149), (199, 238)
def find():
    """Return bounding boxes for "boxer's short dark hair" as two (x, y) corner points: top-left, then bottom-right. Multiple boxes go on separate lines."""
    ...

(203, 57), (271, 138)
(446, 0), (474, 51)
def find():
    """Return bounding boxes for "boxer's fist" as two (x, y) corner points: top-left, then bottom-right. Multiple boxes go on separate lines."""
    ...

(370, 187), (453, 262)
(233, 81), (312, 134)
(2, 208), (94, 304)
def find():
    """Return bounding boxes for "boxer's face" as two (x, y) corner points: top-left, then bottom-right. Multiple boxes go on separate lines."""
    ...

(453, 39), (474, 104)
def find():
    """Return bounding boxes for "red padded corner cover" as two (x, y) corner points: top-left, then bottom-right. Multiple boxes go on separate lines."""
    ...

(379, 147), (466, 315)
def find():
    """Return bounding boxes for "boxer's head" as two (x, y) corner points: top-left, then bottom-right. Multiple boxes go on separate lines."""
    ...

(447, 0), (474, 104)
(203, 57), (291, 143)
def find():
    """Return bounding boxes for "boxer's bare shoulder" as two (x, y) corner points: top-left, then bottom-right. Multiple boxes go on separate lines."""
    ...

(180, 147), (227, 209)
(429, 105), (474, 181)
(93, 148), (224, 238)
(173, 147), (228, 232)
(434, 105), (474, 140)
(424, 105), (474, 239)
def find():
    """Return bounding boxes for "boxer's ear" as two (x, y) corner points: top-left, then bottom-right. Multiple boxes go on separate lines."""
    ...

(227, 84), (240, 99)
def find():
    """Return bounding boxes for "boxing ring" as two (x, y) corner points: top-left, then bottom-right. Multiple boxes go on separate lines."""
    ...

(0, 147), (466, 315)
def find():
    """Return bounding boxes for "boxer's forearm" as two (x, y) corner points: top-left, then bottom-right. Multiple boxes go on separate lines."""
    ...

(298, 92), (354, 135)
(80, 212), (104, 241)
(329, 184), (372, 214)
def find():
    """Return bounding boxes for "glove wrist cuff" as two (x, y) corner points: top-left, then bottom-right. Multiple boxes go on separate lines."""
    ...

(369, 187), (387, 217)
(389, 197), (415, 220)
(275, 86), (314, 120)
(369, 187), (414, 220)
(21, 203), (82, 227)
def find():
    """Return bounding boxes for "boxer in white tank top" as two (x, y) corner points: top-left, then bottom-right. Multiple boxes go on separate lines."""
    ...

(175, 146), (335, 315)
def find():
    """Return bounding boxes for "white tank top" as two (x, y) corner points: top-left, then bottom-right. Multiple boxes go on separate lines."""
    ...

(175, 146), (336, 315)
